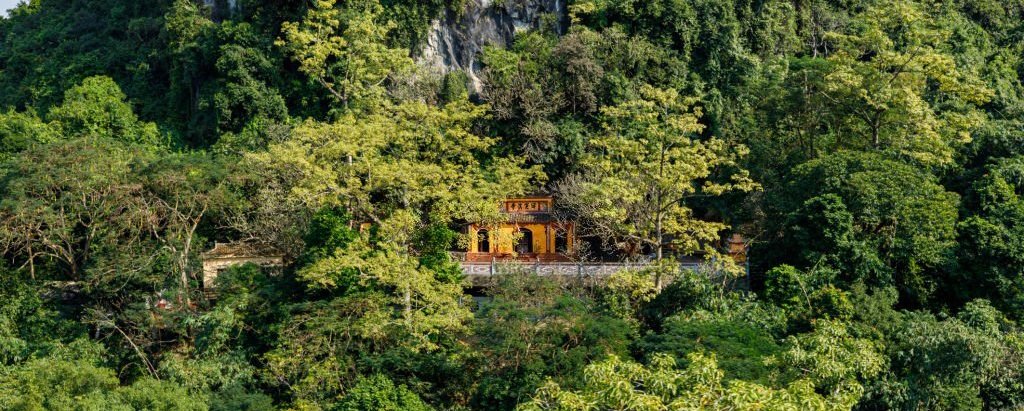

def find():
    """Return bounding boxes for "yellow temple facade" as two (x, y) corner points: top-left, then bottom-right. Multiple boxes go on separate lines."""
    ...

(466, 197), (574, 262)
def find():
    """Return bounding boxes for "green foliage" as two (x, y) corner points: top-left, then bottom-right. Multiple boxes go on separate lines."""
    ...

(334, 373), (432, 411)
(113, 378), (209, 411)
(0, 0), (172, 116)
(0, 339), (206, 411)
(481, 26), (690, 180)
(519, 352), (855, 411)
(0, 138), (155, 282)
(820, 0), (992, 166)
(439, 70), (470, 104)
(302, 206), (359, 265)
(641, 268), (786, 335)
(413, 222), (463, 284)
(470, 273), (632, 409)
(246, 100), (543, 227)
(265, 215), (471, 406)
(765, 265), (853, 328)
(596, 269), (658, 325)
(0, 270), (84, 365)
(772, 320), (884, 402)
(638, 317), (781, 384)
(208, 385), (275, 411)
(955, 157), (1024, 319)
(48, 76), (162, 146)
(278, 0), (412, 111)
(0, 346), (122, 410)
(0, 109), (57, 162)
(208, 23), (289, 134)
(861, 303), (1024, 410)
(778, 151), (960, 305)
(764, 264), (818, 309)
(163, 0), (293, 145)
(558, 86), (757, 265)
(1, 0), (1023, 410)
(378, 0), (451, 50)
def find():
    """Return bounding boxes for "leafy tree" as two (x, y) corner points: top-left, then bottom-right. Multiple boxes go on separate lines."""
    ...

(278, 0), (412, 111)
(1, 1), (1024, 410)
(0, 269), (85, 365)
(775, 151), (959, 305)
(262, 213), (472, 407)
(638, 316), (781, 384)
(519, 352), (857, 411)
(378, 0), (450, 50)
(480, 26), (690, 179)
(470, 272), (632, 409)
(0, 139), (245, 378)
(0, 109), (57, 162)
(0, 347), (124, 410)
(301, 206), (360, 266)
(246, 100), (542, 226)
(139, 152), (239, 303)
(112, 378), (209, 411)
(262, 277), (465, 407)
(207, 22), (288, 135)
(596, 269), (659, 326)
(163, 0), (291, 144)
(334, 374), (433, 411)
(0, 339), (206, 411)
(413, 222), (463, 284)
(955, 157), (1024, 319)
(0, 139), (157, 282)
(0, 0), (172, 118)
(298, 218), (470, 339)
(640, 267), (786, 335)
(208, 385), (275, 411)
(771, 320), (884, 402)
(860, 300), (1024, 410)
(820, 0), (992, 166)
(47, 76), (162, 146)
(556, 85), (757, 269)
(764, 265), (854, 328)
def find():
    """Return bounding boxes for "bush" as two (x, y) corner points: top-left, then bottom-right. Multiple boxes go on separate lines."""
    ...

(638, 317), (781, 383)
(333, 374), (431, 411)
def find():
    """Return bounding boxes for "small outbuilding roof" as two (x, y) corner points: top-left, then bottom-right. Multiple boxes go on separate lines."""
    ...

(202, 242), (284, 259)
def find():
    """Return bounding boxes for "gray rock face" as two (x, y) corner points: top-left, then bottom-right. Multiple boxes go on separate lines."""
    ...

(202, 0), (237, 20)
(419, 0), (567, 93)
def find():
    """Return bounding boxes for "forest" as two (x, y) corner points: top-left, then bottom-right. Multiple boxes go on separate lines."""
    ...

(0, 0), (1023, 409)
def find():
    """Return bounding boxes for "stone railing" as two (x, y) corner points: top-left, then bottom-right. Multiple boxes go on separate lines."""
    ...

(460, 261), (703, 280)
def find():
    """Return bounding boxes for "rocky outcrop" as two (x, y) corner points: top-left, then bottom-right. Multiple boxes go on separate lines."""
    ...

(419, 0), (568, 93)
(202, 0), (237, 20)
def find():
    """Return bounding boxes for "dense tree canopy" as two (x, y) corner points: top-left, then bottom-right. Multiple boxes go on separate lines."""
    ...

(0, 0), (1023, 409)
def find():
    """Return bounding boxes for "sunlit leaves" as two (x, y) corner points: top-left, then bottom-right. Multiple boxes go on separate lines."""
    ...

(47, 76), (162, 147)
(278, 0), (412, 110)
(772, 320), (884, 401)
(246, 100), (542, 227)
(559, 85), (757, 265)
(519, 352), (855, 411)
(822, 0), (993, 166)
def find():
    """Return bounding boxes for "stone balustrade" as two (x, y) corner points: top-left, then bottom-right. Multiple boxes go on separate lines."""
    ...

(460, 260), (704, 286)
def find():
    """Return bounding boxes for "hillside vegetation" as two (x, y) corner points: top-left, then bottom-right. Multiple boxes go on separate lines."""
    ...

(0, 0), (1023, 410)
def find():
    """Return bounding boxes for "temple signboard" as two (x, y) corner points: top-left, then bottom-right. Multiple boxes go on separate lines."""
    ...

(502, 198), (551, 214)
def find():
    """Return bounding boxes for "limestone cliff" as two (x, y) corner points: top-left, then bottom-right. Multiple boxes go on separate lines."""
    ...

(418, 0), (567, 93)
(202, 0), (236, 20)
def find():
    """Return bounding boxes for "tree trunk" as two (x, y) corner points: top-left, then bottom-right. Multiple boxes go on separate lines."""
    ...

(655, 212), (664, 290)
(403, 284), (412, 322)
(872, 112), (883, 149)
(27, 244), (35, 280)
